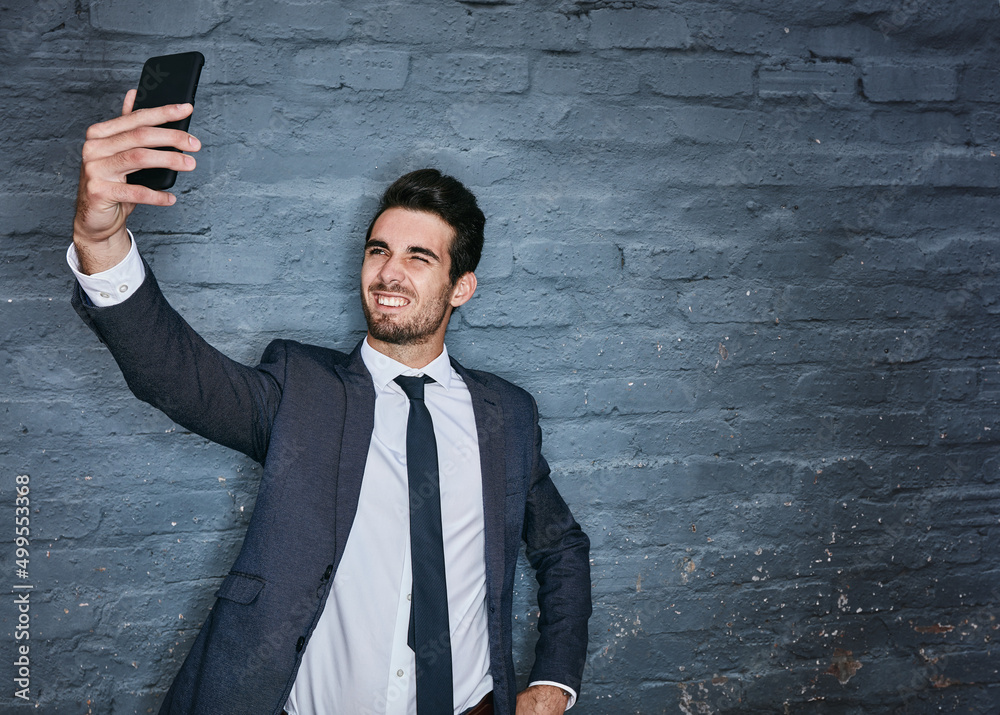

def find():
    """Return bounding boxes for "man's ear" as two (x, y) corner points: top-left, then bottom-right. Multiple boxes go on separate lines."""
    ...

(449, 271), (477, 308)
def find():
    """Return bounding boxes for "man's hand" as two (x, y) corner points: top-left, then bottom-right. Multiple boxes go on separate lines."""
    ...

(515, 684), (569, 715)
(73, 90), (200, 274)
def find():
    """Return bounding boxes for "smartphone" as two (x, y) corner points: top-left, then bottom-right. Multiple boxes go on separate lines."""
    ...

(126, 51), (205, 191)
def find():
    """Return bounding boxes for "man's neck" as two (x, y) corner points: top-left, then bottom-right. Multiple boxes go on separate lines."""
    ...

(365, 334), (445, 370)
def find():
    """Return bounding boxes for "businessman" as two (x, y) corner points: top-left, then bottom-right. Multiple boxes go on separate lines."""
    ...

(69, 93), (591, 715)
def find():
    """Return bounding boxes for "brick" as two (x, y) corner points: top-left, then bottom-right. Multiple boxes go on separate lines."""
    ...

(671, 106), (750, 143)
(355, 2), (469, 45)
(164, 286), (360, 338)
(869, 110), (969, 145)
(228, 0), (349, 40)
(0, 191), (74, 235)
(541, 417), (637, 462)
(862, 63), (959, 103)
(643, 57), (754, 98)
(588, 8), (690, 49)
(459, 285), (581, 329)
(791, 370), (889, 406)
(933, 368), (978, 401)
(583, 377), (698, 416)
(981, 366), (1000, 401)
(692, 10), (787, 54)
(971, 110), (1000, 145)
(936, 409), (1000, 445)
(805, 25), (896, 59)
(837, 412), (932, 447)
(412, 53), (529, 93)
(446, 98), (563, 140)
(960, 67), (1000, 104)
(759, 62), (857, 102)
(294, 48), (409, 91)
(473, 238), (513, 281)
(557, 103), (677, 143)
(624, 241), (733, 281)
(776, 284), (956, 322)
(466, 10), (584, 51)
(3, 2), (80, 53)
(514, 240), (621, 283)
(923, 152), (1000, 189)
(676, 284), (782, 324)
(89, 0), (223, 36)
(145, 241), (283, 285)
(532, 56), (639, 95)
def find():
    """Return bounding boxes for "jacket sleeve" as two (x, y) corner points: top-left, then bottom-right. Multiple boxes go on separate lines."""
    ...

(71, 261), (283, 464)
(521, 397), (592, 696)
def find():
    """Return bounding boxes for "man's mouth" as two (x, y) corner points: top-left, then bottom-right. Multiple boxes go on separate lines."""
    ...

(375, 293), (410, 308)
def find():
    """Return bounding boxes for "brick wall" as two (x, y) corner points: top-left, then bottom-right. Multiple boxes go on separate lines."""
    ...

(2, 0), (999, 712)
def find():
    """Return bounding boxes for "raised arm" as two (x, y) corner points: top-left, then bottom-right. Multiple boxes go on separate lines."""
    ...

(71, 93), (281, 464)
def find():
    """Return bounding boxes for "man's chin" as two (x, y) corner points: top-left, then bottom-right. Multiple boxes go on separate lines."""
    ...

(366, 319), (429, 346)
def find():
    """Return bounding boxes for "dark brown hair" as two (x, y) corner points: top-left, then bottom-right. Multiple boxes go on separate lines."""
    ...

(366, 169), (485, 284)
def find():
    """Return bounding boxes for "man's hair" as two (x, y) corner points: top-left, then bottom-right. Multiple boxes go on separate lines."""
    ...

(365, 169), (485, 285)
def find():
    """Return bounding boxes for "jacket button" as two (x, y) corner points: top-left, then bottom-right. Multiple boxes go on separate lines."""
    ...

(296, 637), (305, 652)
(322, 564), (333, 581)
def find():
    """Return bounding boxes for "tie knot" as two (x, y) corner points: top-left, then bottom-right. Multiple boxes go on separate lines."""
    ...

(394, 375), (433, 401)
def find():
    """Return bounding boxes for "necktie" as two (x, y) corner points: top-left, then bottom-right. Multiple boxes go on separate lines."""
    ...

(394, 375), (453, 714)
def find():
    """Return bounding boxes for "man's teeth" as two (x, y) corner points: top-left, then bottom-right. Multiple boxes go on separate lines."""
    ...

(377, 295), (408, 307)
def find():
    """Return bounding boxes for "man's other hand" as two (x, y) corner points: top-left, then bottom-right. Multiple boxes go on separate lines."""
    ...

(515, 684), (569, 715)
(73, 91), (200, 274)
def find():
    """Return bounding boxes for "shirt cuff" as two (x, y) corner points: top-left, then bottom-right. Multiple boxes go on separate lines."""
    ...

(66, 229), (146, 307)
(527, 681), (577, 710)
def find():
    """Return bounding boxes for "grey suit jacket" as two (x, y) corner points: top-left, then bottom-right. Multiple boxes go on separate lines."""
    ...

(72, 265), (591, 715)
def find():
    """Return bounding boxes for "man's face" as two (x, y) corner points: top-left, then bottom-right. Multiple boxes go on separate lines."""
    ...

(360, 207), (468, 348)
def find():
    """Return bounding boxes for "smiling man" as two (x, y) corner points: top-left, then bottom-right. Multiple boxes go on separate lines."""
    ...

(68, 95), (591, 715)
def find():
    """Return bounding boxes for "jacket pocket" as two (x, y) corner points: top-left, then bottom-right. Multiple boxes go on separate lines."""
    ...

(215, 572), (266, 604)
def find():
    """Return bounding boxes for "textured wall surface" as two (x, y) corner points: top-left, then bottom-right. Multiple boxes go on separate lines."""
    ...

(2, 0), (999, 712)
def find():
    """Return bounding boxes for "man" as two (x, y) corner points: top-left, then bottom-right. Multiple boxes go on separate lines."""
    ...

(69, 93), (591, 715)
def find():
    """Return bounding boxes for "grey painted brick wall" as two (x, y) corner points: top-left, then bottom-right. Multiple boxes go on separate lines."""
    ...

(2, 0), (999, 712)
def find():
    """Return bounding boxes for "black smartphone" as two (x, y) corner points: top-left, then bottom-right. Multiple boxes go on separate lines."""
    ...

(126, 51), (205, 191)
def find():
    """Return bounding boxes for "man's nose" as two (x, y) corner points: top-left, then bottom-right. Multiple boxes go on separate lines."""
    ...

(378, 254), (405, 285)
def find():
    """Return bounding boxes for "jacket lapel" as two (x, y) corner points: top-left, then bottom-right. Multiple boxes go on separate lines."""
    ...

(452, 360), (506, 603)
(331, 340), (376, 570)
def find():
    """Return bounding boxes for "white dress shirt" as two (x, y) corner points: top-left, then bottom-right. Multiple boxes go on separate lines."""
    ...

(285, 339), (492, 714)
(67, 236), (577, 713)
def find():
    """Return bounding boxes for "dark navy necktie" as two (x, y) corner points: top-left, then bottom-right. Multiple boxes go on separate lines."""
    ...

(394, 375), (453, 714)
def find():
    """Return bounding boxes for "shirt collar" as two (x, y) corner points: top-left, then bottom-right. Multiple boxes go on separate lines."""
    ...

(360, 337), (454, 393)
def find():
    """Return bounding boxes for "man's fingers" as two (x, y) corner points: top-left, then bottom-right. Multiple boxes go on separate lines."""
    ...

(102, 147), (196, 177)
(81, 148), (195, 198)
(83, 126), (200, 163)
(86, 102), (193, 141)
(121, 89), (137, 116)
(90, 176), (178, 208)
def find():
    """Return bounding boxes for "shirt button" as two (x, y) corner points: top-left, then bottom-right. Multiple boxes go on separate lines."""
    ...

(407, 593), (412, 601)
(397, 669), (404, 677)
(118, 284), (128, 293)
(99, 292), (111, 299)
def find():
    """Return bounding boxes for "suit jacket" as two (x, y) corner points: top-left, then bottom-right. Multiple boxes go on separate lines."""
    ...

(72, 265), (591, 715)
